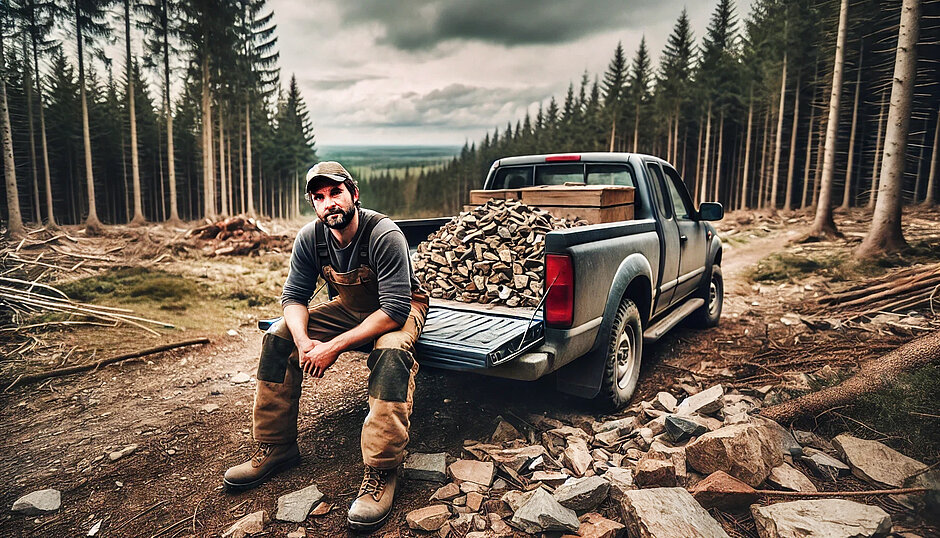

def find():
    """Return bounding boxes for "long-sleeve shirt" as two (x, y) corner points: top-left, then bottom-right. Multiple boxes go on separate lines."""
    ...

(280, 208), (420, 325)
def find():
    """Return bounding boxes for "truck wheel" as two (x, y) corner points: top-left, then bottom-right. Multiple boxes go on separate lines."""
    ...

(597, 298), (643, 410)
(690, 265), (723, 328)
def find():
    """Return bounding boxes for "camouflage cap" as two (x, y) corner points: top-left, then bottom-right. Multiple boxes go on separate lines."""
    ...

(304, 161), (357, 192)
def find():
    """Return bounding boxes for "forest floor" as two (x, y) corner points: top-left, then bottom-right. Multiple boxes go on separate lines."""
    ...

(1, 206), (939, 537)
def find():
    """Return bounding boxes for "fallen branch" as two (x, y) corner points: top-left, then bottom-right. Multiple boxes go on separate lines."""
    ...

(755, 487), (929, 497)
(5, 338), (210, 389)
(761, 331), (940, 424)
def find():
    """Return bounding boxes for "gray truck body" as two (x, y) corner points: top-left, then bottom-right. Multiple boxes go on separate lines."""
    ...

(399, 152), (723, 400)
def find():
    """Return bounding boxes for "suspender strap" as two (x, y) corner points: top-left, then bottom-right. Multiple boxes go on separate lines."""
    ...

(357, 212), (386, 269)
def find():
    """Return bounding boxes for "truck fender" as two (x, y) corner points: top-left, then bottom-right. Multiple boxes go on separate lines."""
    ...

(700, 231), (723, 290)
(555, 253), (654, 399)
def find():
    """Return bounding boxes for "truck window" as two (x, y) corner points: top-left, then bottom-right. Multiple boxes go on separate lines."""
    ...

(535, 164), (584, 185)
(585, 164), (636, 187)
(491, 166), (533, 189)
(662, 167), (695, 220)
(645, 163), (672, 219)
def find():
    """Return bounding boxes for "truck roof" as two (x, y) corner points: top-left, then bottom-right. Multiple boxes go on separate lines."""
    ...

(493, 152), (665, 167)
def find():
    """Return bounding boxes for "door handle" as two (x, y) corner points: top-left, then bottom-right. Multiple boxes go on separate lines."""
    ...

(679, 235), (688, 242)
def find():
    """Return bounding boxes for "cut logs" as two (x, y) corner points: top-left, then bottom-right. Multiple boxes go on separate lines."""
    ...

(413, 199), (589, 307)
(185, 216), (289, 256)
(812, 262), (940, 319)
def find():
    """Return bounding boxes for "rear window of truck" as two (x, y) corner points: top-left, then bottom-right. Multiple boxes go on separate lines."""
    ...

(490, 164), (636, 189)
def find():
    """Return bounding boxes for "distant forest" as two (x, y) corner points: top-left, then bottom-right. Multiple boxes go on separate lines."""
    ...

(1, 0), (938, 255)
(364, 0), (938, 251)
(0, 0), (315, 230)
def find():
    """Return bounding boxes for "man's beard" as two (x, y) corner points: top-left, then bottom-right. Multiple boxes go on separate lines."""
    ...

(321, 206), (356, 229)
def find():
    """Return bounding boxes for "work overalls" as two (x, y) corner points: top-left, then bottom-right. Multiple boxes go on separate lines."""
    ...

(251, 220), (429, 470)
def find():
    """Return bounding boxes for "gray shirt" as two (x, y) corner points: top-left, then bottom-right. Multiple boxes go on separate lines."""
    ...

(281, 208), (420, 325)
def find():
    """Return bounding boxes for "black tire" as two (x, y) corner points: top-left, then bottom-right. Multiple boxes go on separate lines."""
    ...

(596, 298), (643, 410)
(690, 264), (723, 328)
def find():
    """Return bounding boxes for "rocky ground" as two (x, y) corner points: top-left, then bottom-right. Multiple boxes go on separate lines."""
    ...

(1, 207), (939, 537)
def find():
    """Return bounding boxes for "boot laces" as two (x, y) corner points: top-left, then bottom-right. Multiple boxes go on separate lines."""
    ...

(359, 466), (388, 499)
(251, 443), (274, 466)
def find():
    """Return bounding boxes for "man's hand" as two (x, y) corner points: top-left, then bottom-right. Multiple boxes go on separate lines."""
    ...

(302, 341), (341, 378)
(297, 338), (319, 373)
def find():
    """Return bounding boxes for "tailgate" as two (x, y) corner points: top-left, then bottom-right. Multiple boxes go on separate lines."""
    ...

(416, 305), (544, 371)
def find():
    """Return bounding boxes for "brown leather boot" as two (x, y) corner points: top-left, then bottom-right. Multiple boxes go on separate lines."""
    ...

(223, 442), (300, 491)
(347, 466), (398, 532)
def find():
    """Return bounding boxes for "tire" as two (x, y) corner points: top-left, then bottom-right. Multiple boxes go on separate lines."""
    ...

(690, 264), (723, 328)
(596, 298), (643, 410)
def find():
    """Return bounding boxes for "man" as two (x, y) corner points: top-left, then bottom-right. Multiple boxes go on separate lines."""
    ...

(223, 161), (429, 532)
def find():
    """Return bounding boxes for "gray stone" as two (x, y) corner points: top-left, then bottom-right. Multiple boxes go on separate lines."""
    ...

(222, 510), (265, 538)
(653, 392), (678, 413)
(501, 488), (540, 512)
(230, 372), (251, 384)
(646, 442), (688, 485)
(676, 384), (725, 416)
(800, 448), (850, 481)
(553, 476), (609, 512)
(563, 438), (593, 477)
(276, 484), (324, 523)
(511, 487), (580, 533)
(108, 444), (138, 462)
(490, 418), (522, 444)
(833, 434), (928, 488)
(431, 482), (461, 501)
(766, 464), (817, 493)
(665, 415), (707, 443)
(605, 467), (635, 501)
(592, 416), (637, 434)
(793, 429), (836, 453)
(619, 487), (730, 538)
(404, 452), (448, 482)
(532, 470), (569, 486)
(751, 499), (891, 538)
(686, 423), (783, 487)
(11, 489), (61, 515)
(201, 403), (220, 414)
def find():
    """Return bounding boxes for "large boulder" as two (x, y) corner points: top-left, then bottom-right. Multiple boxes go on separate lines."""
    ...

(751, 499), (891, 538)
(832, 434), (928, 488)
(676, 384), (725, 416)
(619, 487), (730, 538)
(510, 487), (580, 534)
(553, 476), (610, 513)
(685, 423), (783, 487)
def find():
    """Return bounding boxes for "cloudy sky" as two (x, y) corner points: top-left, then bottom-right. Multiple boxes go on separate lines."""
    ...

(271, 0), (754, 146)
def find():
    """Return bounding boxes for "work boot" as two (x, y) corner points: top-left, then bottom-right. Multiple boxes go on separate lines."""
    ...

(347, 465), (398, 532)
(223, 442), (300, 491)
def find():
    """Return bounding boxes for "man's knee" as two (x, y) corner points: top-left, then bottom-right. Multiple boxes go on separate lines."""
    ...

(374, 330), (412, 352)
(258, 320), (294, 383)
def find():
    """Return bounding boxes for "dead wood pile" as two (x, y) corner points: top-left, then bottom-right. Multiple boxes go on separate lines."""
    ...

(812, 262), (940, 320)
(413, 199), (589, 307)
(185, 216), (289, 256)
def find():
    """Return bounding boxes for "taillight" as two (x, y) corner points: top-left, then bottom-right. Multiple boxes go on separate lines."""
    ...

(545, 154), (581, 162)
(545, 254), (574, 327)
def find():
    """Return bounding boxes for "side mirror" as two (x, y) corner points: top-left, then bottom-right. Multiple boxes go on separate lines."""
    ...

(698, 202), (724, 221)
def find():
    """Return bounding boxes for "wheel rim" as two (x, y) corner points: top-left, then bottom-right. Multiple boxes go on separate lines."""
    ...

(615, 323), (636, 390)
(707, 274), (721, 317)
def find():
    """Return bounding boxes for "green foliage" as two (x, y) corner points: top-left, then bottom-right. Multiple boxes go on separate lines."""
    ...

(59, 267), (203, 305)
(748, 252), (849, 282)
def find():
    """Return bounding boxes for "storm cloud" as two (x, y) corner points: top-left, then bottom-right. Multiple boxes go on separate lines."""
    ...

(339, 0), (684, 50)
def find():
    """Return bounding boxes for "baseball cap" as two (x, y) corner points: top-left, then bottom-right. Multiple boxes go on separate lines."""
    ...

(304, 161), (357, 192)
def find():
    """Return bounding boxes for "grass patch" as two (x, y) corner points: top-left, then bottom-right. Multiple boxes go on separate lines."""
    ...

(748, 253), (851, 283)
(60, 267), (202, 307)
(817, 365), (940, 465)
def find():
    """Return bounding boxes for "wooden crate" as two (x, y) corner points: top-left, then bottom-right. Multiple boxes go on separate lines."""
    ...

(532, 204), (634, 223)
(469, 189), (521, 204)
(519, 185), (634, 208)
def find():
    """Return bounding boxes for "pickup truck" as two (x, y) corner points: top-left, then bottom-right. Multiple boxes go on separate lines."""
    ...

(394, 152), (725, 409)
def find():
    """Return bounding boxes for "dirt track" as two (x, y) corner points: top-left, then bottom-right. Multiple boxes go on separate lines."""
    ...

(0, 209), (935, 537)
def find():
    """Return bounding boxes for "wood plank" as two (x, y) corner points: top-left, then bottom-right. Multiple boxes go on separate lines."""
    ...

(469, 189), (522, 204)
(519, 185), (634, 208)
(533, 204), (634, 224)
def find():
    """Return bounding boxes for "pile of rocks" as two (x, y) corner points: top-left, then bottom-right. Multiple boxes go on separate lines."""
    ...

(413, 200), (589, 307)
(396, 381), (937, 537)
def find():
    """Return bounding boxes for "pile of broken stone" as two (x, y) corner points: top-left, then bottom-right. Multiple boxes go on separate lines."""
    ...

(394, 383), (937, 538)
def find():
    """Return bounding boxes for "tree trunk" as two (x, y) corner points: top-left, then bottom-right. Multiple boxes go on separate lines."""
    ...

(762, 330), (940, 425)
(785, 76), (801, 211)
(810, 0), (848, 237)
(246, 102), (255, 216)
(218, 110), (227, 216)
(841, 47), (863, 210)
(694, 115), (703, 202)
(913, 128), (926, 203)
(921, 106), (939, 207)
(227, 136), (233, 214)
(758, 105), (771, 209)
(771, 52), (788, 209)
(740, 90), (754, 210)
(633, 102), (639, 153)
(22, 39), (40, 224)
(801, 100), (816, 210)
(1, 29), (23, 237)
(700, 104), (712, 205)
(126, 1), (145, 225)
(681, 125), (688, 179)
(857, 0), (920, 258)
(201, 54), (214, 219)
(713, 110), (724, 203)
(812, 104), (826, 208)
(238, 107), (244, 215)
(163, 0), (180, 224)
(673, 103), (680, 170)
(32, 37), (56, 228)
(869, 92), (887, 208)
(76, 4), (101, 232)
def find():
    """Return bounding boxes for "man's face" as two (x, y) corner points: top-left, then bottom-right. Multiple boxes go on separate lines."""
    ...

(310, 181), (358, 230)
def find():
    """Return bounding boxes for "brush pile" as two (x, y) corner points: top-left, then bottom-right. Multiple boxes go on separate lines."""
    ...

(185, 216), (289, 256)
(413, 199), (589, 307)
(813, 262), (940, 320)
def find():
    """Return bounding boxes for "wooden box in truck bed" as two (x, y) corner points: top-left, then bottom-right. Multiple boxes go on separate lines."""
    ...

(469, 185), (634, 223)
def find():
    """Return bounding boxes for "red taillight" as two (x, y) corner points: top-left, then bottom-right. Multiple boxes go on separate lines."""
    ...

(545, 254), (574, 327)
(545, 154), (581, 162)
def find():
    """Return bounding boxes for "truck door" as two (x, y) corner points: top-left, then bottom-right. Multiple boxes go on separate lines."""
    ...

(644, 161), (680, 315)
(662, 165), (707, 301)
